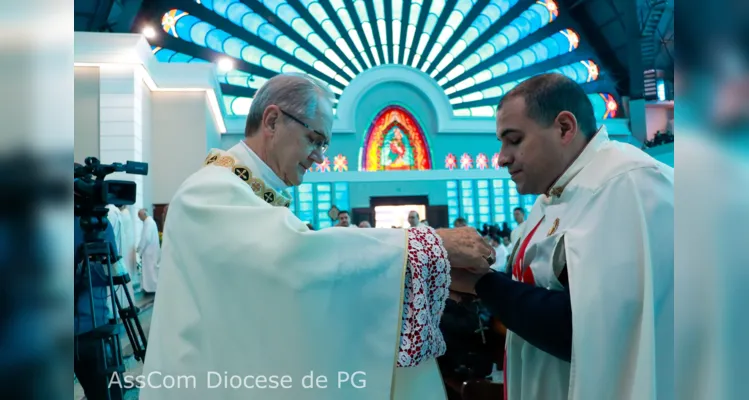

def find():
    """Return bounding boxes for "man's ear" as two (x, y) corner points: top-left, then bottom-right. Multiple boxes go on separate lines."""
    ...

(556, 111), (579, 145)
(262, 105), (280, 134)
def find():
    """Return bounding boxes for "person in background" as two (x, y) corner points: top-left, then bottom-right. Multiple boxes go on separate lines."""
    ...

(118, 205), (137, 286)
(358, 221), (372, 228)
(451, 73), (673, 400)
(510, 207), (526, 245)
(488, 235), (508, 272)
(420, 219), (429, 227)
(335, 210), (351, 227)
(305, 223), (315, 230)
(453, 217), (468, 228)
(137, 209), (160, 294)
(407, 210), (420, 227)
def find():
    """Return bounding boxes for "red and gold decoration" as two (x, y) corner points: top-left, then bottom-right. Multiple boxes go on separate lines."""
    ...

(581, 60), (600, 82)
(476, 153), (488, 170)
(315, 156), (331, 172)
(333, 154), (348, 172)
(445, 153), (457, 170)
(361, 105), (432, 171)
(538, 0), (559, 23)
(600, 93), (618, 119)
(460, 153), (473, 170)
(161, 9), (188, 38)
(561, 29), (579, 52)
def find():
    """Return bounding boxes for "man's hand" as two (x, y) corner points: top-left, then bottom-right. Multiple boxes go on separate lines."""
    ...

(449, 268), (488, 295)
(436, 227), (495, 274)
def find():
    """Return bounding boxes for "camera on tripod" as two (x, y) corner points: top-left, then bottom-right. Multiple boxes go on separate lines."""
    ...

(74, 157), (149, 400)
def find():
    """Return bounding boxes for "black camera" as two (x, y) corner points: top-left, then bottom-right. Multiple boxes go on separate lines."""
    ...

(74, 157), (147, 214)
(73, 157), (149, 400)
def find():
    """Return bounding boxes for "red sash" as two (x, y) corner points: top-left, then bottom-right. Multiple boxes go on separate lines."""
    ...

(504, 217), (544, 400)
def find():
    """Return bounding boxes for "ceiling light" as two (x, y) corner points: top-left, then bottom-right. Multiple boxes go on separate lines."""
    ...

(142, 26), (156, 39)
(217, 58), (234, 72)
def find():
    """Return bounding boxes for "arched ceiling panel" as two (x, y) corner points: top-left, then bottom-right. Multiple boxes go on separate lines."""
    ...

(145, 0), (619, 119)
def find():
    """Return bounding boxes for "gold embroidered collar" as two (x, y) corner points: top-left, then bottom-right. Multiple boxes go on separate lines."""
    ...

(204, 151), (292, 208)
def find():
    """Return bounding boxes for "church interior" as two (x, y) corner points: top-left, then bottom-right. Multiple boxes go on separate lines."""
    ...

(73, 0), (674, 398)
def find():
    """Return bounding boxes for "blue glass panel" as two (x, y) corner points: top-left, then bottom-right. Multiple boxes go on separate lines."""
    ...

(318, 211), (329, 220)
(318, 220), (332, 229)
(479, 206), (490, 214)
(479, 215), (490, 223)
(299, 183), (313, 192)
(477, 180), (488, 189)
(299, 193), (313, 202)
(170, 53), (194, 63)
(174, 15), (199, 39)
(448, 199), (458, 207)
(334, 182), (348, 191)
(447, 181), (457, 189)
(317, 183), (331, 192)
(460, 180), (472, 189)
(447, 191), (457, 198)
(478, 188), (489, 197)
(299, 202), (313, 211)
(478, 197), (489, 206)
(317, 202), (331, 211)
(190, 22), (213, 47)
(462, 198), (474, 207)
(318, 192), (331, 202)
(206, 29), (230, 52)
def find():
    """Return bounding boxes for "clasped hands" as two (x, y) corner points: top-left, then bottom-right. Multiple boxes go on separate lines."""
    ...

(436, 227), (495, 295)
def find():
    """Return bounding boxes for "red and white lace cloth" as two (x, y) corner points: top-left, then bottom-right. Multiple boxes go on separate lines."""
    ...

(397, 226), (451, 368)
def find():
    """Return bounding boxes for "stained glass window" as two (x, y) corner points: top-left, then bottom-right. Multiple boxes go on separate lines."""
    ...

(447, 180), (460, 227)
(297, 183), (314, 225)
(491, 179), (507, 224)
(315, 183), (333, 229)
(361, 106), (432, 171)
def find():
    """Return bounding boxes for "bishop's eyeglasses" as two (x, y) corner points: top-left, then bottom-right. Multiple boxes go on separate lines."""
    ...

(279, 109), (329, 154)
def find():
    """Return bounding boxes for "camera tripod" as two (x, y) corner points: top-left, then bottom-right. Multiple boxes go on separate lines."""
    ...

(75, 218), (148, 400)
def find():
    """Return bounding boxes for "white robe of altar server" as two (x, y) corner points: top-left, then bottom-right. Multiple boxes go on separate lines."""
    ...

(140, 143), (448, 400)
(107, 205), (135, 308)
(504, 126), (674, 400)
(119, 207), (137, 285)
(137, 216), (160, 293)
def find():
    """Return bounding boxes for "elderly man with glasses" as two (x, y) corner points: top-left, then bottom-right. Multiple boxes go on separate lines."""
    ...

(140, 73), (494, 400)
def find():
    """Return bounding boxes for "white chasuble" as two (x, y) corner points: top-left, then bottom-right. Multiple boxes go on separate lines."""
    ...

(504, 126), (674, 400)
(140, 143), (450, 400)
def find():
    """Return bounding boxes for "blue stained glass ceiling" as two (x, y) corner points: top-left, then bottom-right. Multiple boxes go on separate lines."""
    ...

(148, 0), (619, 118)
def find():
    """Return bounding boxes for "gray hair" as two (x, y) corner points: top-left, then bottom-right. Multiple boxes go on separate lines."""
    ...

(245, 73), (335, 136)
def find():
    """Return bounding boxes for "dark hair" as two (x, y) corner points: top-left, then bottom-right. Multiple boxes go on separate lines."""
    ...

(498, 73), (598, 139)
(454, 217), (467, 224)
(513, 207), (525, 215)
(338, 210), (349, 217)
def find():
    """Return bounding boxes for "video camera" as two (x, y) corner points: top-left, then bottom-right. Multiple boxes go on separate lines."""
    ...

(74, 157), (147, 212)
(73, 157), (149, 400)
(74, 157), (147, 242)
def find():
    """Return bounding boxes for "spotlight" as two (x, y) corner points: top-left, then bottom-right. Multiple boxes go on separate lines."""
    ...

(142, 26), (156, 39)
(217, 58), (234, 72)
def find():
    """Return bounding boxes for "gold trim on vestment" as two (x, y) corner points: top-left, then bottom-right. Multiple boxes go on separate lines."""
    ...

(389, 230), (410, 400)
(203, 150), (291, 208)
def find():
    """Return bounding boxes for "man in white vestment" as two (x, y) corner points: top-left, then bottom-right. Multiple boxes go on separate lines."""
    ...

(451, 73), (674, 400)
(118, 205), (137, 286)
(136, 209), (159, 294)
(106, 205), (134, 309)
(509, 207), (526, 246)
(407, 211), (420, 227)
(139, 74), (495, 400)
